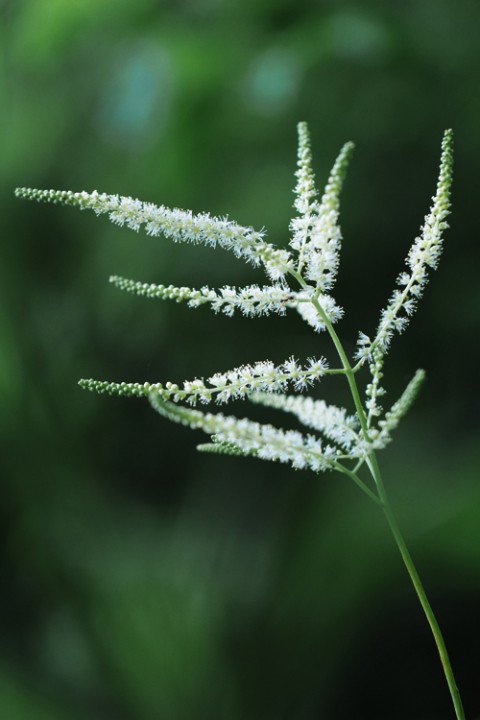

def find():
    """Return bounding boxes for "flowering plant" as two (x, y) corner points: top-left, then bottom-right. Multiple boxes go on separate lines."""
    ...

(16, 123), (464, 717)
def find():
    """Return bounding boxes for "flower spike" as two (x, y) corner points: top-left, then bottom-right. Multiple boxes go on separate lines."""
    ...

(356, 129), (453, 362)
(15, 187), (293, 281)
(290, 122), (354, 292)
(79, 356), (329, 406)
(109, 275), (298, 318)
(149, 394), (338, 473)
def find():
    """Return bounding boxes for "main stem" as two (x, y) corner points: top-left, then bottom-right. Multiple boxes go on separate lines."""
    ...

(293, 273), (466, 718)
(370, 457), (466, 720)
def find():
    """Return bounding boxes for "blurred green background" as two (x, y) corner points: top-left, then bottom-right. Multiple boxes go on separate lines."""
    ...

(1, 1), (479, 718)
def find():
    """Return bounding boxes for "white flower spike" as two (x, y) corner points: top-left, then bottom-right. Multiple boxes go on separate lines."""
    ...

(14, 187), (293, 281)
(79, 355), (329, 406)
(291, 122), (354, 291)
(356, 128), (453, 362)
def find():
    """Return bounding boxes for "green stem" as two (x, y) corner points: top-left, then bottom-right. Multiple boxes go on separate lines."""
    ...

(371, 457), (466, 719)
(289, 271), (370, 437)
(332, 462), (383, 506)
(289, 270), (466, 718)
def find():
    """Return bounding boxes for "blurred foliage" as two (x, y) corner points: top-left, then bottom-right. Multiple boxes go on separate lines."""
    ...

(1, 0), (480, 718)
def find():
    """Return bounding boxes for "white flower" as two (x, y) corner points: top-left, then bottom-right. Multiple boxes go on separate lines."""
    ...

(295, 291), (344, 332)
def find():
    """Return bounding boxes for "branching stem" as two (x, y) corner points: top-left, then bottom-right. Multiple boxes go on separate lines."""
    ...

(289, 267), (466, 720)
(332, 462), (383, 506)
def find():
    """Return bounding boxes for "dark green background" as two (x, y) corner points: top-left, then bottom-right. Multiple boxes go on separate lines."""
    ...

(1, 1), (479, 718)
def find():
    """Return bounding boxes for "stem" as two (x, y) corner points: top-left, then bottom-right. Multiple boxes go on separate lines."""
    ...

(289, 269), (466, 717)
(371, 458), (466, 720)
(289, 270), (371, 438)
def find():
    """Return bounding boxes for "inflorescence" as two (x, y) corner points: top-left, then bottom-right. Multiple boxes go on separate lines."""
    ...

(15, 124), (453, 489)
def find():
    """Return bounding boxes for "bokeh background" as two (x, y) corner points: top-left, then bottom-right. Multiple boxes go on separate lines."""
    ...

(1, 1), (479, 718)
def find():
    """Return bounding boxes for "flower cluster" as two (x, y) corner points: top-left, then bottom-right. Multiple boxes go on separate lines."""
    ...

(356, 129), (453, 363)
(109, 276), (297, 317)
(149, 394), (338, 472)
(16, 124), (453, 490)
(295, 290), (344, 331)
(250, 392), (359, 451)
(79, 356), (329, 406)
(290, 122), (354, 291)
(14, 187), (292, 281)
(364, 347), (386, 424)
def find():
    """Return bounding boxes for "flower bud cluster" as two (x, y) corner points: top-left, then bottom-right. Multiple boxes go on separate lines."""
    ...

(197, 437), (253, 457)
(365, 347), (386, 424)
(352, 369), (426, 457)
(373, 369), (426, 447)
